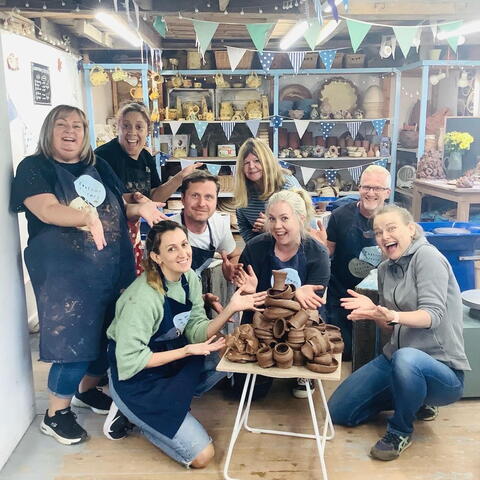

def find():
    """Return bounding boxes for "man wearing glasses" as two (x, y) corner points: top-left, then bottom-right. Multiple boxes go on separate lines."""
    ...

(324, 165), (391, 360)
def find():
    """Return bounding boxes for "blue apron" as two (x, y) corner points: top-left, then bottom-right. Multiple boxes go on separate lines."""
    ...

(181, 212), (216, 276)
(24, 159), (135, 363)
(108, 275), (204, 439)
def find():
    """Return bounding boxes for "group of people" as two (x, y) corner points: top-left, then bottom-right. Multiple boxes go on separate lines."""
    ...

(11, 102), (469, 469)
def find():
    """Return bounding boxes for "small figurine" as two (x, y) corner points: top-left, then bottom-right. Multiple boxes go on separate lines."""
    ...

(380, 136), (391, 156)
(353, 109), (365, 119)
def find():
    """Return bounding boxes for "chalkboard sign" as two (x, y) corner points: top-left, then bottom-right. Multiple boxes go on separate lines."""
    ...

(445, 116), (480, 172)
(31, 63), (51, 105)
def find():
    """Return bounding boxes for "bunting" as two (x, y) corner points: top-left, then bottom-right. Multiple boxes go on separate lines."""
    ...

(304, 20), (322, 50)
(348, 165), (363, 184)
(374, 158), (388, 168)
(246, 23), (275, 53)
(156, 151), (170, 167)
(392, 26), (419, 58)
(325, 169), (338, 186)
(319, 49), (337, 70)
(319, 122), (335, 138)
(206, 163), (221, 176)
(270, 115), (283, 128)
(180, 159), (195, 170)
(438, 21), (463, 52)
(372, 119), (387, 136)
(192, 19), (219, 58)
(301, 166), (316, 185)
(194, 121), (208, 140)
(230, 165), (236, 176)
(288, 51), (306, 74)
(168, 121), (182, 136)
(153, 16), (167, 38)
(258, 51), (275, 72)
(346, 18), (371, 52)
(226, 46), (247, 71)
(221, 121), (235, 140)
(293, 119), (310, 139)
(246, 119), (261, 137)
(346, 121), (362, 139)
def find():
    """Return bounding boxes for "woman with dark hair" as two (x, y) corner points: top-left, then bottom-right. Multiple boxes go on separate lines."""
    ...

(11, 105), (164, 446)
(329, 204), (470, 461)
(104, 220), (265, 468)
(95, 102), (202, 274)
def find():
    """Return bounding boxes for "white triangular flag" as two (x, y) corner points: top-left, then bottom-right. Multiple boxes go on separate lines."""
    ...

(168, 121), (182, 136)
(301, 166), (316, 186)
(227, 46), (247, 71)
(294, 119), (310, 139)
(246, 119), (261, 137)
(348, 165), (363, 184)
(221, 121), (235, 141)
(180, 159), (194, 170)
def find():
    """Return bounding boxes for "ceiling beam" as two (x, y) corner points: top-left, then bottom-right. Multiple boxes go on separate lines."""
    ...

(74, 19), (113, 48)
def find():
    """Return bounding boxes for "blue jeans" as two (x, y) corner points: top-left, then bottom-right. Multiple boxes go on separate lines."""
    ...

(328, 348), (464, 436)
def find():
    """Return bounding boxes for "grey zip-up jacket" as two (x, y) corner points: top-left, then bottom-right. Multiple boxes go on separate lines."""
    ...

(379, 236), (470, 371)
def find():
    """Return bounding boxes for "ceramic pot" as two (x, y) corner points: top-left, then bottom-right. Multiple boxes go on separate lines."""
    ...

(287, 328), (305, 344)
(273, 343), (293, 368)
(273, 318), (288, 339)
(256, 346), (275, 368)
(266, 284), (295, 300)
(446, 151), (463, 180)
(292, 349), (305, 366)
(288, 310), (309, 329)
(306, 358), (339, 373)
(264, 306), (295, 320)
(264, 297), (300, 312)
(272, 270), (287, 290)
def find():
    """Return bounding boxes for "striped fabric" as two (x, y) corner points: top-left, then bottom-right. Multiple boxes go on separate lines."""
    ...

(236, 174), (302, 242)
(288, 51), (306, 74)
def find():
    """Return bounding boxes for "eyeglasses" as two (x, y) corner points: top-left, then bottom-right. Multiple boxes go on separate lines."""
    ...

(359, 185), (390, 193)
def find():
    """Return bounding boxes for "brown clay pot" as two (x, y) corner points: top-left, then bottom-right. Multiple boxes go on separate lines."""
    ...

(273, 318), (288, 339)
(301, 341), (315, 361)
(256, 345), (275, 368)
(330, 338), (345, 354)
(312, 353), (332, 365)
(264, 297), (301, 312)
(227, 350), (257, 363)
(306, 309), (320, 323)
(253, 312), (272, 330)
(245, 337), (259, 354)
(272, 270), (287, 290)
(266, 284), (295, 300)
(292, 349), (305, 366)
(288, 310), (309, 329)
(287, 328), (305, 344)
(309, 335), (329, 355)
(264, 306), (297, 320)
(306, 358), (339, 373)
(273, 343), (293, 368)
(286, 341), (303, 351)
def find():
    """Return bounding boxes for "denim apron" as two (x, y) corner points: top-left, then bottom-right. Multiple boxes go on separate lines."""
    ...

(181, 212), (216, 276)
(108, 275), (204, 439)
(24, 159), (135, 363)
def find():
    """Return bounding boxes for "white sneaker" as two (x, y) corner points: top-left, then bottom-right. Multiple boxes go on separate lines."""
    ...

(292, 378), (315, 399)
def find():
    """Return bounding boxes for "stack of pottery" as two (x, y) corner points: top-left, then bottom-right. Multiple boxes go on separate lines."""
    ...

(225, 270), (343, 373)
(362, 85), (384, 119)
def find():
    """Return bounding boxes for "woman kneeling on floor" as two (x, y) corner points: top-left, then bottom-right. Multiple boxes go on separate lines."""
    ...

(104, 220), (265, 468)
(328, 204), (470, 461)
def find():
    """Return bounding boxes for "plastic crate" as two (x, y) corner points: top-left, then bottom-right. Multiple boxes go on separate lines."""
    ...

(419, 221), (480, 291)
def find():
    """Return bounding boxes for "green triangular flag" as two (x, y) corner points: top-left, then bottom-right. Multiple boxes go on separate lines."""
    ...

(303, 20), (322, 50)
(153, 16), (167, 38)
(192, 19), (219, 57)
(392, 25), (419, 58)
(346, 18), (371, 53)
(246, 23), (275, 53)
(439, 20), (463, 53)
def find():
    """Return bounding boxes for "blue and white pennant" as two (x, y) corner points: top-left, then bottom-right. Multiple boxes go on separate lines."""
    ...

(288, 51), (306, 74)
(325, 169), (338, 186)
(346, 121), (362, 140)
(319, 122), (335, 138)
(372, 119), (387, 136)
(258, 51), (275, 72)
(348, 165), (363, 184)
(270, 115), (283, 128)
(221, 121), (236, 141)
(319, 50), (337, 70)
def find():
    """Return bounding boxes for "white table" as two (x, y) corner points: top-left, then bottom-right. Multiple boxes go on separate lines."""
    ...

(216, 354), (342, 480)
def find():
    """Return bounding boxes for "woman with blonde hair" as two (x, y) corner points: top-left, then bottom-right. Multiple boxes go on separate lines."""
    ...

(235, 188), (330, 398)
(234, 137), (301, 242)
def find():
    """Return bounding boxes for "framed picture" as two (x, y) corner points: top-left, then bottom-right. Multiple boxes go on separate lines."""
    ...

(158, 134), (190, 158)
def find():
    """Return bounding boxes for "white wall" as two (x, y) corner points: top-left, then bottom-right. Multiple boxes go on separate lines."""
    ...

(0, 30), (83, 470)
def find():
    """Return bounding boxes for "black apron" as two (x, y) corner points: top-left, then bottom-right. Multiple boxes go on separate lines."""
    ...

(108, 275), (204, 439)
(25, 160), (135, 363)
(181, 212), (216, 276)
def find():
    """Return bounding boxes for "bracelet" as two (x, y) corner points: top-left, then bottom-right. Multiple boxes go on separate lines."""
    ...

(387, 310), (400, 326)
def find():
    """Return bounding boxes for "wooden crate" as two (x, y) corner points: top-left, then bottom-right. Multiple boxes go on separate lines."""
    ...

(214, 50), (254, 70)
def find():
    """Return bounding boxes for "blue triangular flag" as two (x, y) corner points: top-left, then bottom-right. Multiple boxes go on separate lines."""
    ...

(348, 165), (363, 184)
(372, 119), (387, 136)
(194, 121), (208, 140)
(325, 169), (338, 185)
(288, 51), (306, 74)
(319, 122), (335, 138)
(258, 51), (275, 72)
(206, 163), (221, 176)
(319, 49), (337, 70)
(246, 119), (261, 137)
(156, 151), (170, 167)
(374, 158), (388, 168)
(270, 115), (283, 128)
(221, 121), (235, 141)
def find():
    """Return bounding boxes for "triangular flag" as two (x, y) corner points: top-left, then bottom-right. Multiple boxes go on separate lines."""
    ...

(372, 119), (386, 136)
(192, 19), (219, 58)
(319, 122), (335, 138)
(438, 21), (463, 52)
(346, 18), (371, 52)
(301, 166), (316, 186)
(319, 49), (337, 70)
(153, 16), (167, 37)
(304, 20), (322, 50)
(246, 23), (275, 53)
(288, 51), (306, 74)
(279, 160), (291, 169)
(348, 165), (363, 184)
(221, 121), (235, 140)
(270, 115), (283, 128)
(392, 25), (419, 58)
(194, 121), (208, 140)
(346, 121), (361, 139)
(180, 159), (194, 169)
(156, 152), (170, 167)
(325, 169), (338, 186)
(294, 119), (310, 139)
(258, 51), (275, 72)
(374, 158), (388, 168)
(230, 165), (236, 176)
(246, 119), (261, 137)
(226, 46), (246, 71)
(206, 163), (221, 176)
(168, 121), (182, 136)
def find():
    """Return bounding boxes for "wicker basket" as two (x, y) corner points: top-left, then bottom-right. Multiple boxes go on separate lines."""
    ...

(214, 50), (254, 70)
(218, 174), (235, 193)
(344, 54), (366, 68)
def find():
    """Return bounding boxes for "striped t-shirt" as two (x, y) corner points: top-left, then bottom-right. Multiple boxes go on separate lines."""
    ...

(236, 174), (301, 243)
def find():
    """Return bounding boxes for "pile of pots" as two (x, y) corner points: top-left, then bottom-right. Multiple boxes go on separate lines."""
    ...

(225, 270), (343, 374)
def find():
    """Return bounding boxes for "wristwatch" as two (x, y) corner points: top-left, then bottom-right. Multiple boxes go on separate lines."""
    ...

(387, 310), (400, 326)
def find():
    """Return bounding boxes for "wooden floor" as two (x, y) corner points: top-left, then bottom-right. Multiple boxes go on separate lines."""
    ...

(1, 335), (479, 480)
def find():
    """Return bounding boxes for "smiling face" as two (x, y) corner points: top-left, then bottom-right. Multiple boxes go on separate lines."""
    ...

(373, 211), (416, 260)
(150, 228), (192, 280)
(51, 111), (85, 163)
(118, 111), (148, 159)
(243, 152), (263, 184)
(267, 201), (302, 248)
(182, 180), (217, 225)
(358, 171), (391, 217)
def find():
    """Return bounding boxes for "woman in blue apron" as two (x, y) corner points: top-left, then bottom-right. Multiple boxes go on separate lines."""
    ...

(11, 105), (166, 446)
(236, 188), (331, 398)
(105, 220), (265, 468)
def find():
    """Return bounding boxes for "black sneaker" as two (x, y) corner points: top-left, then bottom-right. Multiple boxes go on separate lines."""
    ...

(103, 403), (134, 440)
(370, 431), (412, 461)
(292, 378), (315, 399)
(40, 407), (88, 445)
(416, 404), (439, 421)
(71, 387), (112, 414)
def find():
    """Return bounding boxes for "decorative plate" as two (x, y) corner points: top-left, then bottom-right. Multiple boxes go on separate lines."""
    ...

(319, 76), (358, 114)
(280, 84), (312, 101)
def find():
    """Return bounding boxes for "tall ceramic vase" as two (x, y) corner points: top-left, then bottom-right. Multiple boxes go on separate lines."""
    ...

(446, 150), (462, 180)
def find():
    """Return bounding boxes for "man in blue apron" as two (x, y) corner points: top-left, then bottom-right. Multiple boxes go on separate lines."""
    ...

(170, 171), (241, 280)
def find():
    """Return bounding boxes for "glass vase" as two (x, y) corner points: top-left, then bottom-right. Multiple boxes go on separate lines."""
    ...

(446, 150), (462, 180)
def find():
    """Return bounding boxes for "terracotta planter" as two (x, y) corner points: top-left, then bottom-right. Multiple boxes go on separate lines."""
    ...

(273, 343), (293, 368)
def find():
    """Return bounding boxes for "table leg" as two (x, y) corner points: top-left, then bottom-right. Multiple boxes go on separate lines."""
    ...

(456, 201), (470, 222)
(412, 189), (423, 221)
(223, 373), (254, 480)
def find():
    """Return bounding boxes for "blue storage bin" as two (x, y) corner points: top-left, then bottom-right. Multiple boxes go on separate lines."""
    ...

(419, 222), (480, 291)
